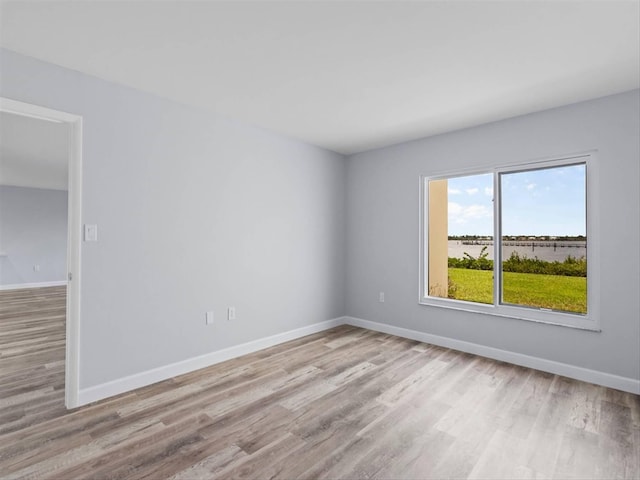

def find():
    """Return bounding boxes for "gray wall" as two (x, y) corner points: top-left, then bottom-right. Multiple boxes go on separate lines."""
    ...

(0, 185), (68, 286)
(0, 49), (347, 388)
(346, 90), (640, 381)
(2, 47), (637, 390)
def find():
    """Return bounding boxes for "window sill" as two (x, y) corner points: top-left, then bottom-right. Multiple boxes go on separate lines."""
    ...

(418, 296), (601, 332)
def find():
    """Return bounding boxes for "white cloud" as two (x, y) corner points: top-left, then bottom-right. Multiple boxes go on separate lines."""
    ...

(465, 188), (479, 195)
(484, 186), (493, 196)
(448, 202), (492, 224)
(448, 188), (462, 195)
(526, 183), (536, 191)
(463, 204), (492, 219)
(448, 202), (462, 215)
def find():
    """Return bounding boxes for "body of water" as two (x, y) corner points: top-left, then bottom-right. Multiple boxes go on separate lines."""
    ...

(448, 240), (586, 262)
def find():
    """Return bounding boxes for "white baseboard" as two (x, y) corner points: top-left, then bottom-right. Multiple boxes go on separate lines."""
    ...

(76, 314), (639, 406)
(344, 316), (640, 395)
(77, 317), (345, 406)
(0, 280), (67, 291)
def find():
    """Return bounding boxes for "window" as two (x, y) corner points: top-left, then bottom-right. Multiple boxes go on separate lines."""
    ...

(419, 153), (599, 330)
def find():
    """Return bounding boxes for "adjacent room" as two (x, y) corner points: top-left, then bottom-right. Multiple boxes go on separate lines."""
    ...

(0, 1), (638, 479)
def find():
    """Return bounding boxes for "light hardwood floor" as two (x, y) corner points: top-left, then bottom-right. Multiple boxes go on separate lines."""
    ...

(1, 286), (638, 479)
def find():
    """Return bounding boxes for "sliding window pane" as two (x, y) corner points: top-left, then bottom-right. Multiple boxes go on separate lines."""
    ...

(500, 164), (587, 314)
(428, 173), (493, 303)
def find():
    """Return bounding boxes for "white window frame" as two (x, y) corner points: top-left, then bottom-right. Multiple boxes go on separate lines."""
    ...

(419, 151), (600, 331)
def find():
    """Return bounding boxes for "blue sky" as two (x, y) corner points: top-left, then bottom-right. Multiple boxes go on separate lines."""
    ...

(445, 164), (586, 236)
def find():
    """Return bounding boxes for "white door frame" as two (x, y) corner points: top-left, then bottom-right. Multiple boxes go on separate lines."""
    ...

(1, 97), (83, 408)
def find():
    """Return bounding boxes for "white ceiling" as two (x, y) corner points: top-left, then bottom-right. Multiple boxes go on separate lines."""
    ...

(1, 1), (638, 155)
(0, 111), (69, 191)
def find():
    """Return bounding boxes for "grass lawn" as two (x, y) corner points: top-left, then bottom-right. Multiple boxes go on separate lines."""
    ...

(448, 268), (587, 314)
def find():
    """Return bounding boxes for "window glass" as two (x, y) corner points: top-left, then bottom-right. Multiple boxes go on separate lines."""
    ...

(428, 173), (493, 303)
(500, 164), (587, 314)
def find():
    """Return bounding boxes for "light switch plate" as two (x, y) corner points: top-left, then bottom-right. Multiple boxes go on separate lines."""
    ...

(84, 224), (98, 242)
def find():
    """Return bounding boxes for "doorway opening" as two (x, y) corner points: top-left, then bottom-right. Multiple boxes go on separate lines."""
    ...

(0, 98), (82, 408)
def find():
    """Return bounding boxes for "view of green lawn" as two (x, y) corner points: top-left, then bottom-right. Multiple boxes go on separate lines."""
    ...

(448, 268), (587, 314)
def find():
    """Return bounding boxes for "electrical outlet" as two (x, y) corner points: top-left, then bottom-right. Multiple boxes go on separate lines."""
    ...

(379, 292), (385, 302)
(227, 307), (236, 320)
(205, 311), (214, 325)
(33, 265), (40, 272)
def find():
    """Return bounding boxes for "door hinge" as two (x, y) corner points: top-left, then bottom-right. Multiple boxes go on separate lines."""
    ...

(68, 272), (73, 281)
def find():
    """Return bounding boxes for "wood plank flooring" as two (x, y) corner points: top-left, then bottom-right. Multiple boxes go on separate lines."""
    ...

(1, 286), (639, 479)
